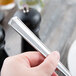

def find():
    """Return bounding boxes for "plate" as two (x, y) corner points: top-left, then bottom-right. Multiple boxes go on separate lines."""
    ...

(68, 40), (76, 76)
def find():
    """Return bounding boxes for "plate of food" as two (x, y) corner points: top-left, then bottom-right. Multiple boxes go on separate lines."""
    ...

(68, 40), (76, 76)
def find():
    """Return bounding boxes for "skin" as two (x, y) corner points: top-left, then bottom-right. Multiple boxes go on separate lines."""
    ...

(1, 51), (60, 76)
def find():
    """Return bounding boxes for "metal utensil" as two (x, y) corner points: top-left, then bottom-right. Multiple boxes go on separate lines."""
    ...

(8, 16), (72, 76)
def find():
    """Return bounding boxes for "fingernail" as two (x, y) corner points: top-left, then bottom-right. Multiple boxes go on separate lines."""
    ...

(52, 51), (60, 60)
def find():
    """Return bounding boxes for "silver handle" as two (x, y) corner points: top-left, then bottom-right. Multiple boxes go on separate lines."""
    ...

(8, 17), (72, 76)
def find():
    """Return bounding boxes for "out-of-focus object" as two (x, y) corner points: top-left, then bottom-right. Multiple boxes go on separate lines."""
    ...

(0, 0), (15, 10)
(14, 7), (41, 52)
(0, 12), (4, 23)
(67, 0), (76, 4)
(68, 40), (76, 76)
(16, 0), (44, 12)
(0, 25), (8, 70)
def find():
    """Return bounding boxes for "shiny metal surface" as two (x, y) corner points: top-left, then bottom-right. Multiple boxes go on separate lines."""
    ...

(8, 17), (72, 76)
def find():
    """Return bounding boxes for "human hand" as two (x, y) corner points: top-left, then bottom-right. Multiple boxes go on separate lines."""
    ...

(1, 51), (60, 76)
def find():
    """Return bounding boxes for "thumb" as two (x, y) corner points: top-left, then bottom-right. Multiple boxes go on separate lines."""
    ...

(37, 51), (60, 75)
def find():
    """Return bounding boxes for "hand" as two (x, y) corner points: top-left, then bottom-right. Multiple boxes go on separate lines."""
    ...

(1, 51), (60, 76)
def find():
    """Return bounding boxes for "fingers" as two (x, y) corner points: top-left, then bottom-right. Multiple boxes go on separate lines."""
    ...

(17, 51), (45, 67)
(37, 51), (60, 75)
(52, 72), (58, 76)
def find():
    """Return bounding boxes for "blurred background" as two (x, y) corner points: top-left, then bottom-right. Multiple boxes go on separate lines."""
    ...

(0, 0), (76, 76)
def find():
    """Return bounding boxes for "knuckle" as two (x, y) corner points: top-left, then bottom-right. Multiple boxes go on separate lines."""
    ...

(4, 57), (11, 63)
(3, 56), (15, 65)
